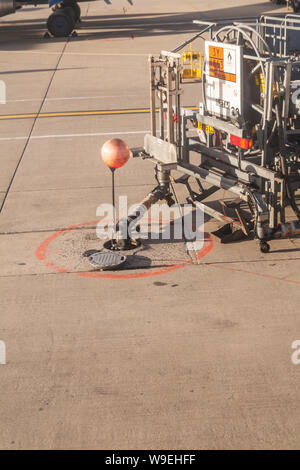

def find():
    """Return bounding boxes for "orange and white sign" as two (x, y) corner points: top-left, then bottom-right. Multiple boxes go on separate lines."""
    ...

(205, 41), (243, 119)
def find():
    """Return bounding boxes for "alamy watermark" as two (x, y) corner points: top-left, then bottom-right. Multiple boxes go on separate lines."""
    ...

(0, 340), (6, 365)
(291, 340), (300, 365)
(96, 196), (205, 250)
(0, 80), (6, 105)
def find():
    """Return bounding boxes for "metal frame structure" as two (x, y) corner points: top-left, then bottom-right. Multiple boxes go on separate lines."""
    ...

(119, 15), (300, 253)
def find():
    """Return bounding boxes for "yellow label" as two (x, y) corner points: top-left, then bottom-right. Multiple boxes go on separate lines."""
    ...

(196, 121), (214, 134)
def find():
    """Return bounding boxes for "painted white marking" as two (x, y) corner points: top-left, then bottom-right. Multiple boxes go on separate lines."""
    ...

(0, 51), (148, 57)
(0, 80), (6, 105)
(0, 130), (149, 142)
(7, 94), (143, 104)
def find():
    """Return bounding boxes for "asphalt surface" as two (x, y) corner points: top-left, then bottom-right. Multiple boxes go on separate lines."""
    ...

(1, 0), (300, 450)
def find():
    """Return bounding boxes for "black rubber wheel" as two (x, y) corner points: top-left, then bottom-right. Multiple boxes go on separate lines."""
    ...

(62, 1), (81, 21)
(63, 6), (76, 23)
(47, 10), (75, 37)
(260, 242), (271, 254)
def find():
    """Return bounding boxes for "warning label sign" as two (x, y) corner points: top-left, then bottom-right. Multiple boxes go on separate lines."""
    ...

(205, 40), (242, 119)
(224, 48), (236, 74)
(208, 45), (236, 82)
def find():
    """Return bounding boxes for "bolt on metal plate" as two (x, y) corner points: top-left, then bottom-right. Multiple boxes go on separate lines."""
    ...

(87, 251), (127, 270)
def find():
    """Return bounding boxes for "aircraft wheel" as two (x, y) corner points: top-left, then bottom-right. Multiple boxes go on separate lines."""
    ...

(47, 10), (75, 37)
(63, 6), (77, 23)
(63, 1), (81, 22)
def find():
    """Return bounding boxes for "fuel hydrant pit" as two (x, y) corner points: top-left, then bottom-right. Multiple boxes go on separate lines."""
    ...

(103, 238), (142, 252)
(42, 227), (191, 274)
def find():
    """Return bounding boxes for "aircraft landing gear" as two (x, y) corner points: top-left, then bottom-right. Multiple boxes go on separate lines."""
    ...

(46, 1), (81, 38)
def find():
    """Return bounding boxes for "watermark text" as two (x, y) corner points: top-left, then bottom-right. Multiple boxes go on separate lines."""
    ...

(291, 340), (300, 365)
(96, 196), (205, 250)
(0, 340), (6, 365)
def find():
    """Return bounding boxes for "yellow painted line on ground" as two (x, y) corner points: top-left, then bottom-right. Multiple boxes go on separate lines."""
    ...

(0, 107), (199, 121)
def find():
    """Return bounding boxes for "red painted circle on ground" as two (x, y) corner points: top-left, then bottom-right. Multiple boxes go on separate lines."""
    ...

(36, 220), (214, 279)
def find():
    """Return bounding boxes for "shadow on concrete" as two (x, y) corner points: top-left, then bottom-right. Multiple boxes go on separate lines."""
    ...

(0, 66), (90, 75)
(0, 2), (285, 50)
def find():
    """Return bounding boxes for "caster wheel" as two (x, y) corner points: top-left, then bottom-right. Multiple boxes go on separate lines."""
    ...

(260, 242), (270, 254)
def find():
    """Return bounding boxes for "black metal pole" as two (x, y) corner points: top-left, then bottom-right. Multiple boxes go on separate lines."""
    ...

(111, 167), (116, 241)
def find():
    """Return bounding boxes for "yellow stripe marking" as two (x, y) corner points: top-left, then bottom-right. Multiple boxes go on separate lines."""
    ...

(0, 107), (199, 121)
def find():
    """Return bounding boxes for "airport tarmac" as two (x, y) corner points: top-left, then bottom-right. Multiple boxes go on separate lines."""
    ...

(1, 0), (300, 450)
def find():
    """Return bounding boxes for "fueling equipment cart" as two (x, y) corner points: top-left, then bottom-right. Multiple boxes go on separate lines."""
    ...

(117, 15), (300, 253)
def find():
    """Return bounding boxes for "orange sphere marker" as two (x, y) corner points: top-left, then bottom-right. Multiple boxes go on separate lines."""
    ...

(101, 138), (130, 169)
(101, 139), (130, 247)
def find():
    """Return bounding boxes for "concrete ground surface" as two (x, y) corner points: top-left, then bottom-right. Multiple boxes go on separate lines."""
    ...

(1, 0), (300, 450)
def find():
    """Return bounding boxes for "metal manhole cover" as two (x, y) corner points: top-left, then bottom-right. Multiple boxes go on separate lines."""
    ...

(87, 251), (127, 270)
